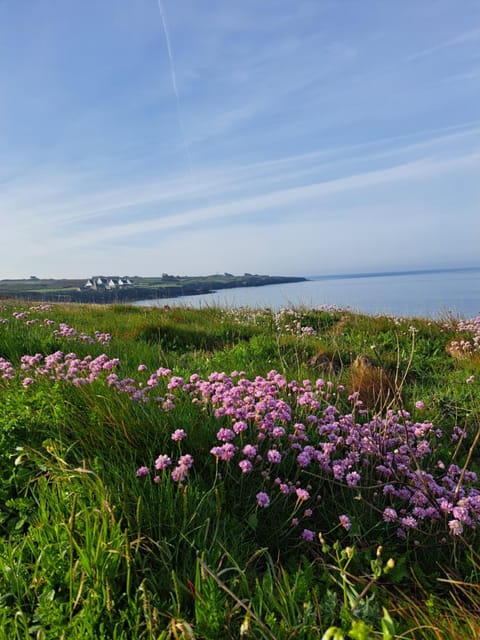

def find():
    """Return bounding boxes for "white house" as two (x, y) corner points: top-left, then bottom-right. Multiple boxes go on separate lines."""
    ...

(84, 276), (134, 290)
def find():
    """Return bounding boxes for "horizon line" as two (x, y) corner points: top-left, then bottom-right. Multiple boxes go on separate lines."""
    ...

(308, 266), (480, 282)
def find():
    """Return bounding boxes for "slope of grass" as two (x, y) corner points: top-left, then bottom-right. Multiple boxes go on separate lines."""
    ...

(0, 299), (479, 638)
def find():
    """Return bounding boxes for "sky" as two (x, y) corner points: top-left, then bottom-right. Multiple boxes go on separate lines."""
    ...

(0, 0), (479, 279)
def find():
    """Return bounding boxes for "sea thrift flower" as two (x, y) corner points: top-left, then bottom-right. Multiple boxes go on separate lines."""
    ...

(170, 455), (193, 483)
(238, 459), (253, 473)
(415, 401), (425, 410)
(211, 443), (236, 461)
(171, 465), (188, 482)
(233, 420), (248, 434)
(267, 449), (282, 464)
(400, 516), (418, 529)
(383, 508), (398, 522)
(346, 471), (361, 487)
(216, 428), (235, 442)
(256, 492), (270, 508)
(154, 454), (172, 470)
(242, 444), (257, 458)
(302, 529), (315, 542)
(171, 429), (187, 441)
(296, 450), (312, 468)
(295, 488), (310, 501)
(339, 514), (351, 531)
(136, 466), (149, 477)
(167, 376), (184, 389)
(178, 454), (194, 469)
(448, 519), (464, 536)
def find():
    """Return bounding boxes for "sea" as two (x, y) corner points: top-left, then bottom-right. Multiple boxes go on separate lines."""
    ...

(134, 267), (480, 320)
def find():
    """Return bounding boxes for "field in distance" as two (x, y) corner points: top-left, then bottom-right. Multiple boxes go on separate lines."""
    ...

(0, 273), (307, 303)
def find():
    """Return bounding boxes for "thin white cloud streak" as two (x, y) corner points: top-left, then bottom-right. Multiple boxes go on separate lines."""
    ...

(32, 197), (477, 278)
(2, 122), (477, 233)
(156, 0), (193, 177)
(407, 26), (480, 61)
(50, 150), (480, 248)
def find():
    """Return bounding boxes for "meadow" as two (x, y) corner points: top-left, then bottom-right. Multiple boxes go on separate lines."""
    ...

(0, 299), (479, 639)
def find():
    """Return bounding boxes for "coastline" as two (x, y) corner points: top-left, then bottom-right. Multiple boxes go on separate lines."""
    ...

(0, 274), (307, 304)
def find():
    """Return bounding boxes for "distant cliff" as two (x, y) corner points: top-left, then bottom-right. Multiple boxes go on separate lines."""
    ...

(0, 274), (307, 304)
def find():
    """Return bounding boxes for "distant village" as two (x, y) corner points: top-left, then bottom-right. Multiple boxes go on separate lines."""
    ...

(83, 276), (133, 290)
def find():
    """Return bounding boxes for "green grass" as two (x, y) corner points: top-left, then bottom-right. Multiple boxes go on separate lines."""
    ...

(0, 299), (479, 638)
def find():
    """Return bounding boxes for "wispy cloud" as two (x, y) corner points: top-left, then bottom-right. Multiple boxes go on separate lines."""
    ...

(407, 26), (480, 61)
(1, 1), (479, 277)
(2, 122), (478, 232)
(44, 148), (480, 249)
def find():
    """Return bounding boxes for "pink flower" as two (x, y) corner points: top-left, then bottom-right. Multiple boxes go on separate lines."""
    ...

(171, 429), (186, 441)
(210, 443), (236, 461)
(267, 449), (282, 464)
(302, 529), (315, 542)
(295, 488), (310, 501)
(383, 508), (397, 522)
(400, 516), (418, 529)
(256, 492), (270, 508)
(415, 400), (425, 410)
(178, 454), (194, 469)
(167, 376), (184, 389)
(448, 519), (464, 536)
(171, 465), (188, 482)
(346, 472), (361, 487)
(154, 454), (172, 470)
(242, 444), (257, 458)
(216, 428), (235, 442)
(233, 421), (248, 434)
(136, 466), (149, 477)
(238, 459), (253, 474)
(339, 514), (351, 530)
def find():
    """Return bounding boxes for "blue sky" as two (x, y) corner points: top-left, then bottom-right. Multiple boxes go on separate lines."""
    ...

(1, 0), (479, 278)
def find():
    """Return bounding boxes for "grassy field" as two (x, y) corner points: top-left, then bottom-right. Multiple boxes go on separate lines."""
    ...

(0, 299), (479, 639)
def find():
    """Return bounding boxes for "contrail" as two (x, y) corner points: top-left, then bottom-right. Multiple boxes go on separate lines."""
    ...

(156, 0), (193, 177)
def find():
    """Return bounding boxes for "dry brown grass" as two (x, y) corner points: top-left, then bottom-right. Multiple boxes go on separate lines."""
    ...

(349, 354), (396, 411)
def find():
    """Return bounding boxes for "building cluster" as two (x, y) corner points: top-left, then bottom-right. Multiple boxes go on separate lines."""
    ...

(84, 276), (133, 290)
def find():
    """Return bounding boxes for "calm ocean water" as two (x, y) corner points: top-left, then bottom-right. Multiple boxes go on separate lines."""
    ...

(134, 268), (480, 319)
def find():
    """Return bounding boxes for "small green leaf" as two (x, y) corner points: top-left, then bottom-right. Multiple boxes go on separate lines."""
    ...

(381, 607), (396, 640)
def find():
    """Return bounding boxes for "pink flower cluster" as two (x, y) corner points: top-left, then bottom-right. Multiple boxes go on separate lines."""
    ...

(105, 366), (176, 408)
(2, 308), (111, 346)
(448, 314), (480, 357)
(274, 309), (316, 337)
(137, 451), (194, 483)
(29, 305), (52, 312)
(135, 369), (480, 542)
(19, 351), (120, 386)
(0, 357), (16, 381)
(53, 323), (111, 346)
